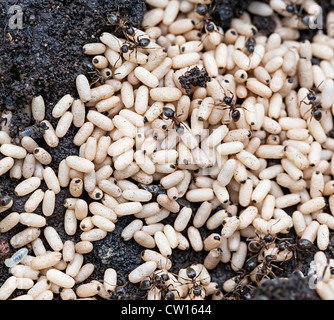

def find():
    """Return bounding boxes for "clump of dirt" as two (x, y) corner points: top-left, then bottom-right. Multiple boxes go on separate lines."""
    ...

(178, 66), (211, 95)
(253, 270), (320, 300)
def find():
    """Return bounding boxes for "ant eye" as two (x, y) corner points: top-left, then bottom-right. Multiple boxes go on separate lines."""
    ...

(139, 38), (150, 48)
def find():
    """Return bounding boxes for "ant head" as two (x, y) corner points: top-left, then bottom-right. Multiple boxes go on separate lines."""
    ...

(307, 90), (316, 101)
(206, 23), (215, 33)
(121, 44), (129, 53)
(192, 287), (202, 296)
(286, 4), (295, 13)
(301, 15), (310, 27)
(277, 241), (287, 252)
(313, 108), (322, 121)
(247, 44), (255, 53)
(265, 254), (276, 263)
(83, 62), (95, 71)
(160, 273), (169, 282)
(176, 126), (185, 135)
(195, 3), (207, 16)
(223, 96), (233, 105)
(114, 286), (127, 299)
(163, 107), (175, 118)
(126, 27), (135, 37)
(264, 234), (275, 243)
(107, 13), (118, 25)
(186, 267), (197, 279)
(139, 37), (150, 48)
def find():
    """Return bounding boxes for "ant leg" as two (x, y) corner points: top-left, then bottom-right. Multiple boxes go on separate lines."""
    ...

(0, 117), (8, 126)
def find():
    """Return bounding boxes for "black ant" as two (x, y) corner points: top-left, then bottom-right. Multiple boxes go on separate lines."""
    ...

(276, 238), (313, 265)
(284, 2), (310, 27)
(160, 107), (189, 135)
(195, 2), (216, 33)
(181, 267), (207, 298)
(106, 11), (136, 41)
(253, 254), (278, 284)
(120, 36), (150, 54)
(245, 37), (256, 55)
(139, 271), (179, 300)
(195, 1), (222, 40)
(214, 88), (246, 124)
(229, 281), (254, 300)
(118, 35), (151, 65)
(300, 81), (324, 121)
(81, 62), (106, 87)
(247, 231), (277, 254)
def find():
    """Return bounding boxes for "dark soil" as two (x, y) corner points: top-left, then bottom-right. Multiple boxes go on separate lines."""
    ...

(0, 0), (330, 300)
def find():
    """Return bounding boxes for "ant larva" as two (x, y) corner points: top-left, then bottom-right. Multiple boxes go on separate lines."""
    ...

(300, 81), (324, 121)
